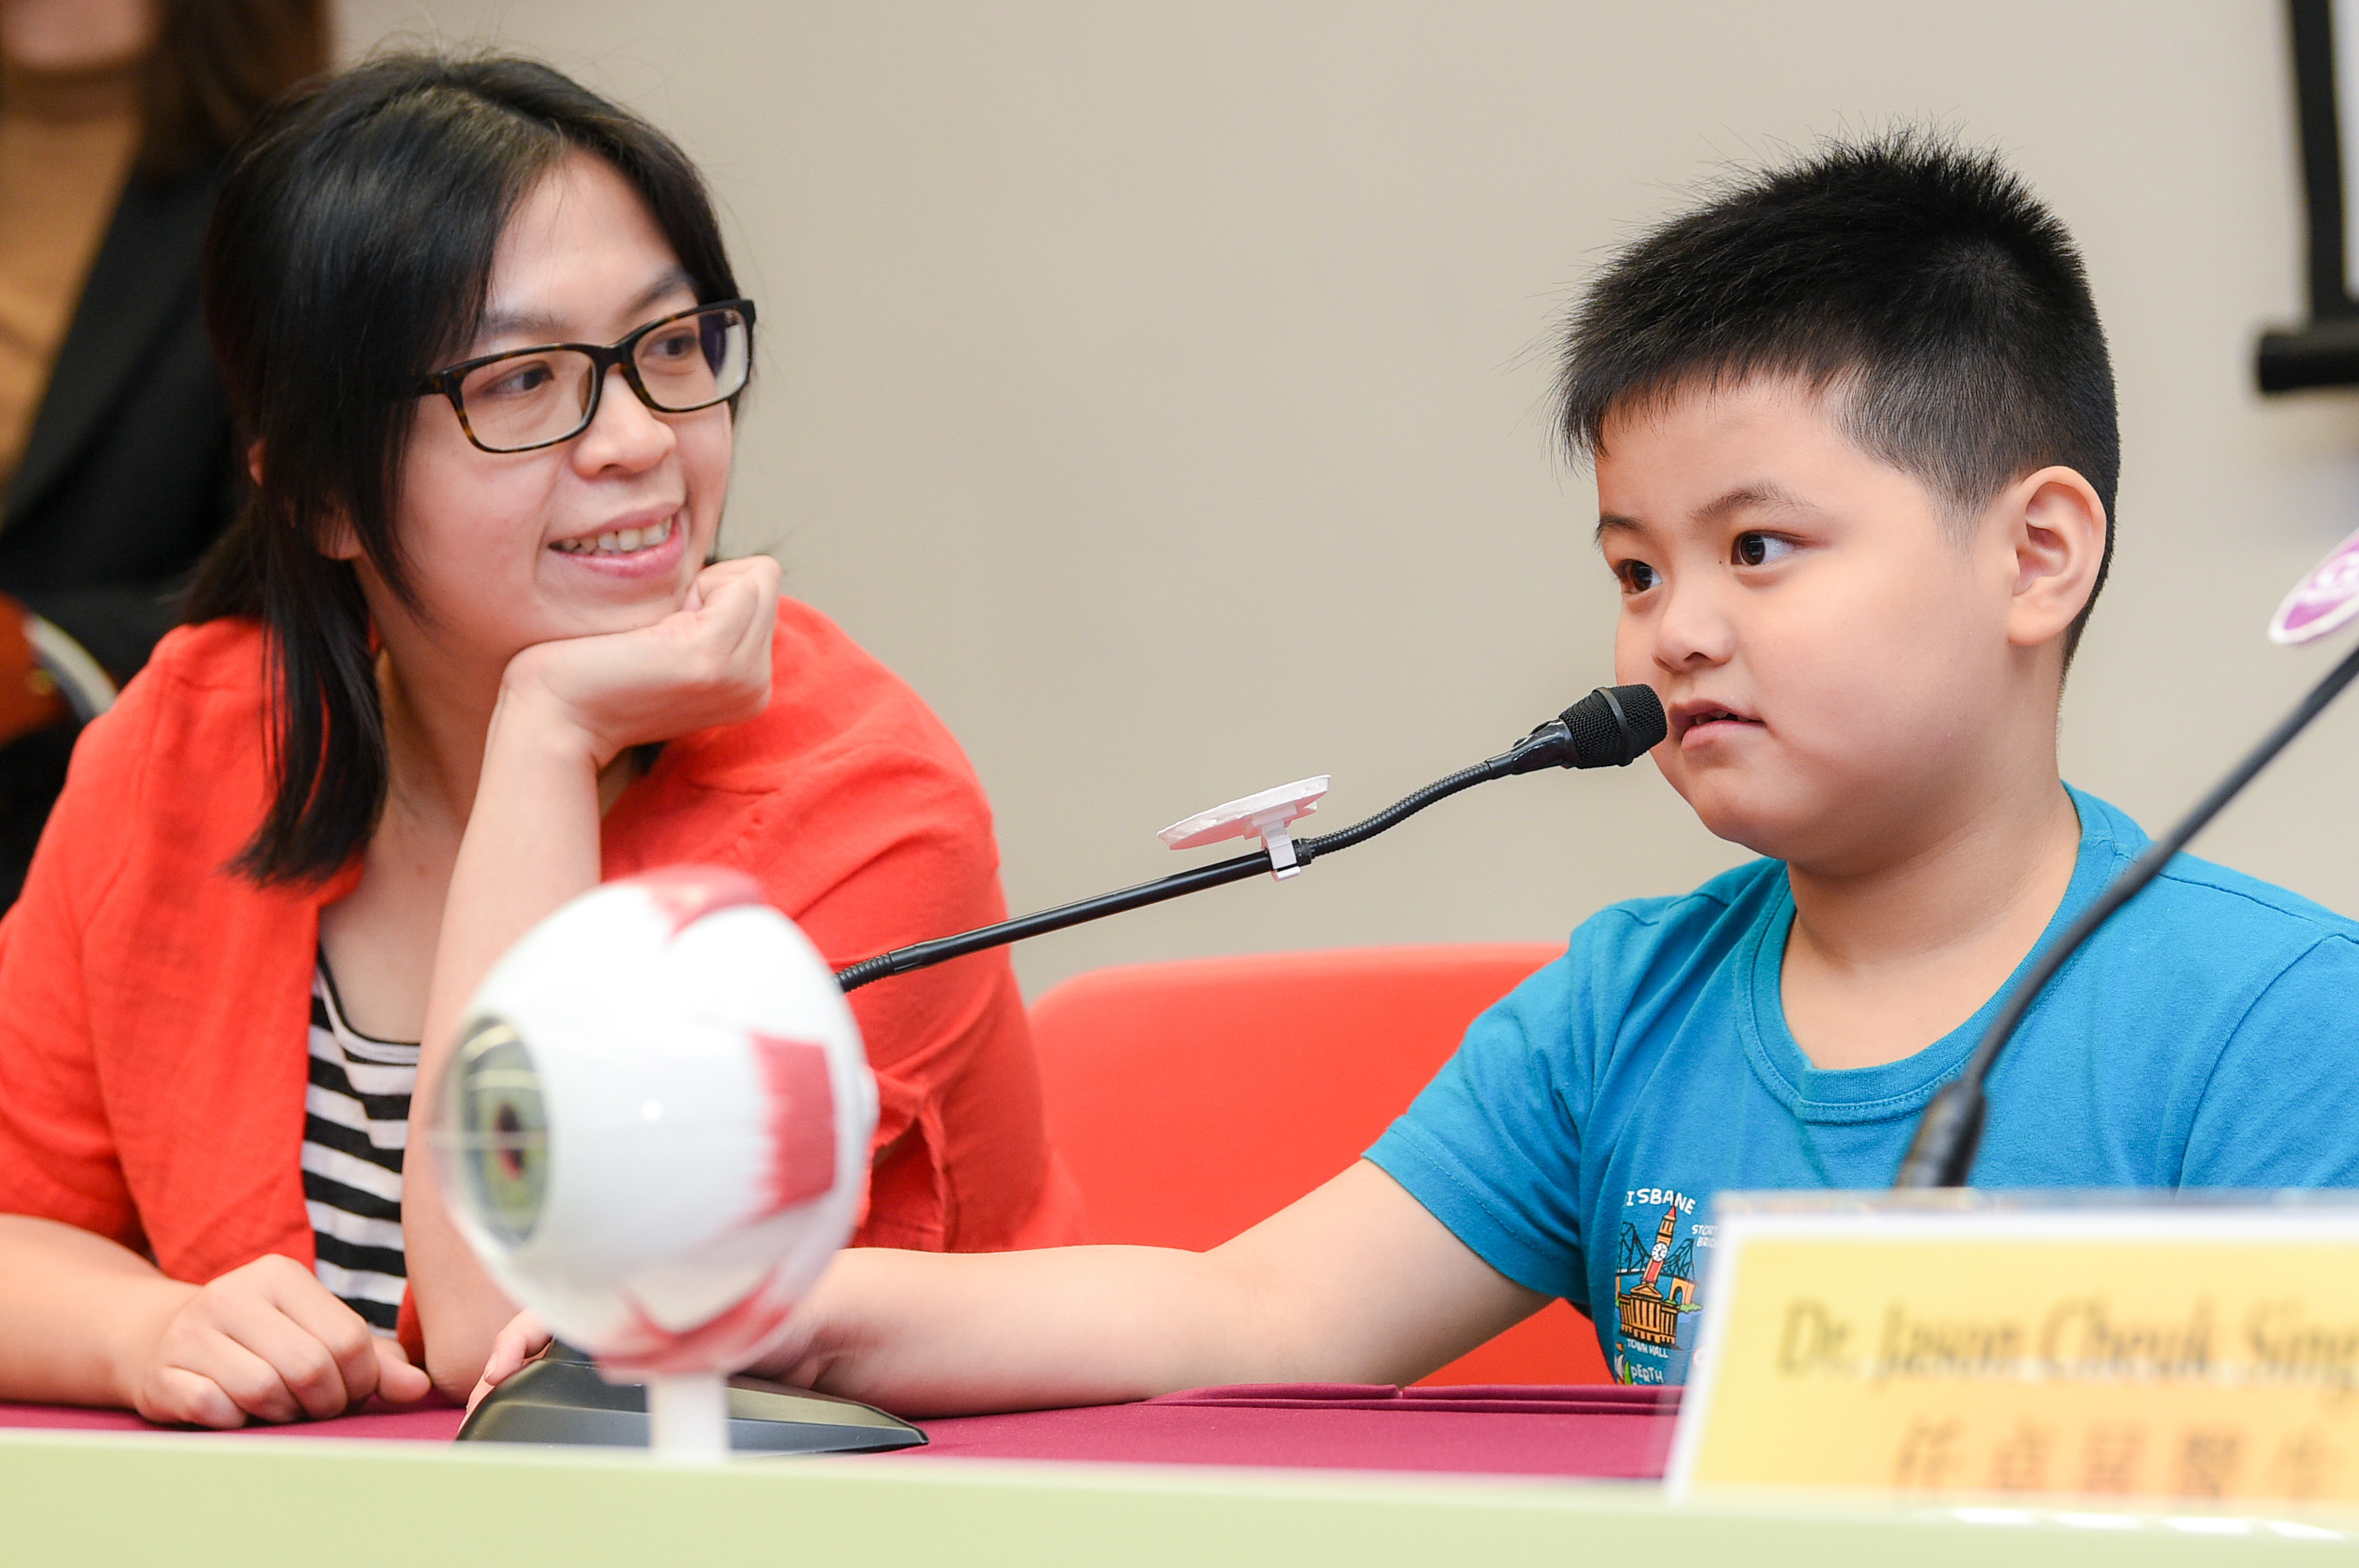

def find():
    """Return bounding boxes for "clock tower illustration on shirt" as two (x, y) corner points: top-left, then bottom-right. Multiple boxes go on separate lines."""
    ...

(1614, 1199), (1698, 1349)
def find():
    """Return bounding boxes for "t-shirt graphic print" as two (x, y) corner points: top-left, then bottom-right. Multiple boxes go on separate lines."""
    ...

(1609, 1187), (1709, 1384)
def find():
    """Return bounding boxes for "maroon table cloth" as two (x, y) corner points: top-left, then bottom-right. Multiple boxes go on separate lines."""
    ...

(0, 1397), (466, 1442)
(0, 1382), (1680, 1478)
(909, 1385), (1677, 1477)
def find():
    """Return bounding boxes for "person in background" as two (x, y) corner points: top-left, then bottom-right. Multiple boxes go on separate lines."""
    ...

(0, 0), (326, 903)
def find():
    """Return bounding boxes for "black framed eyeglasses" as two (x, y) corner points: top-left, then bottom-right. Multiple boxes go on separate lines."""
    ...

(410, 299), (756, 454)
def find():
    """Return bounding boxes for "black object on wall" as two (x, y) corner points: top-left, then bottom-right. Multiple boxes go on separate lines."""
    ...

(2259, 0), (2359, 391)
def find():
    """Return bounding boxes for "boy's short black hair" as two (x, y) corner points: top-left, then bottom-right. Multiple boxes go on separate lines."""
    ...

(1556, 131), (2118, 660)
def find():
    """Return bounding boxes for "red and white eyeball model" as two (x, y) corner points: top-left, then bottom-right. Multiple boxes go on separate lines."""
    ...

(432, 868), (874, 1393)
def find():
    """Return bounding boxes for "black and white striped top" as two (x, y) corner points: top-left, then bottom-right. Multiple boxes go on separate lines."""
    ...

(302, 958), (418, 1336)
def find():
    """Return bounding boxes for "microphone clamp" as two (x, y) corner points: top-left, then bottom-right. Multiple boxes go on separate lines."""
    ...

(1157, 776), (1333, 882)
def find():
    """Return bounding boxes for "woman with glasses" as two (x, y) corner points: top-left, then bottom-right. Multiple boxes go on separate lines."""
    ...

(0, 54), (1077, 1424)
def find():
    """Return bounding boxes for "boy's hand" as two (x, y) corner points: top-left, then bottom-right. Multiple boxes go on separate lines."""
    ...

(499, 555), (781, 768)
(124, 1255), (431, 1428)
(467, 1309), (553, 1414)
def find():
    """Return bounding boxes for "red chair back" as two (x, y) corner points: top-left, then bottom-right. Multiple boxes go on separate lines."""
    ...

(1029, 944), (1611, 1385)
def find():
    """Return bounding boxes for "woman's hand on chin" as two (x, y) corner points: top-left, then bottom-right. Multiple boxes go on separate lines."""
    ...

(500, 555), (782, 766)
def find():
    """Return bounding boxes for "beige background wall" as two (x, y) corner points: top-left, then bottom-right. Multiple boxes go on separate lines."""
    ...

(338, 1), (2359, 998)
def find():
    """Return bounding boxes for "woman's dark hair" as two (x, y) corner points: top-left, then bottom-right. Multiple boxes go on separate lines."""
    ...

(138, 0), (332, 179)
(186, 53), (741, 884)
(1556, 130), (2118, 663)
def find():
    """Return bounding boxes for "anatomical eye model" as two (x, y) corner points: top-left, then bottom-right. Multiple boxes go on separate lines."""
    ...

(435, 866), (885, 1457)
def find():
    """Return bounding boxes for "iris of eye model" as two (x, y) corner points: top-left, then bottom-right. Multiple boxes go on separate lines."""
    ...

(448, 1021), (549, 1246)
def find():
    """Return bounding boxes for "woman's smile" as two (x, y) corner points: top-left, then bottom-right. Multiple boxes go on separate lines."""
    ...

(544, 506), (690, 583)
(549, 507), (682, 558)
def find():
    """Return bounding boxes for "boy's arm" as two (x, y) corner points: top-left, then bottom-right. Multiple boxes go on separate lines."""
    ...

(757, 1161), (1548, 1416)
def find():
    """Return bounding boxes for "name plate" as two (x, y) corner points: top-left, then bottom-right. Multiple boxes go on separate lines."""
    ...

(1668, 1194), (2359, 1504)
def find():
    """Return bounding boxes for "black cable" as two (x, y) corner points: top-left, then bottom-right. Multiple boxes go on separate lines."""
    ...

(1894, 635), (2359, 1187)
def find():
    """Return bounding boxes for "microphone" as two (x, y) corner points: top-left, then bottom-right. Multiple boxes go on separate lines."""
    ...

(1895, 529), (2359, 1188)
(834, 684), (1665, 993)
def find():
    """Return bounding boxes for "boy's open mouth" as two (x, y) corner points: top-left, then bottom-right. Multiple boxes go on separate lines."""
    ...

(1672, 702), (1765, 742)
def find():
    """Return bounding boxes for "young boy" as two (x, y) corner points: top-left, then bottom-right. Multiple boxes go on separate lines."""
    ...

(487, 133), (2359, 1411)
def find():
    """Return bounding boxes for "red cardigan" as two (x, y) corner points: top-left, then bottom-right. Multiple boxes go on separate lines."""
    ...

(0, 599), (1078, 1312)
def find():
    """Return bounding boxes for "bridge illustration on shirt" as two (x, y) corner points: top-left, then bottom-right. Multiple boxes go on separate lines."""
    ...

(1614, 1200), (1700, 1348)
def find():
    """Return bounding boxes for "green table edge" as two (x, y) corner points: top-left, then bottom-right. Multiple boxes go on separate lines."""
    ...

(3, 1426), (2352, 1566)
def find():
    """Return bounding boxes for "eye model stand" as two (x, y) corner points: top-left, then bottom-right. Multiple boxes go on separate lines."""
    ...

(457, 1340), (923, 1457)
(648, 1372), (728, 1459)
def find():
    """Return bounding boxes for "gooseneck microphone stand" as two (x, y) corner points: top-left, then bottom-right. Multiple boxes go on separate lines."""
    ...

(836, 684), (1665, 992)
(1893, 638), (2359, 1187)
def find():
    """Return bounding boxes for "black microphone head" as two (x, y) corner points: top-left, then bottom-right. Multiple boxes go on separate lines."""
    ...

(1560, 684), (1666, 768)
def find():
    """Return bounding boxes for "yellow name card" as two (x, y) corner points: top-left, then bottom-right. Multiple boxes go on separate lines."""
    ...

(1669, 1195), (2359, 1504)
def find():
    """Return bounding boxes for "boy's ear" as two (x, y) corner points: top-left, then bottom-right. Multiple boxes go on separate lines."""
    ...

(1996, 466), (2106, 652)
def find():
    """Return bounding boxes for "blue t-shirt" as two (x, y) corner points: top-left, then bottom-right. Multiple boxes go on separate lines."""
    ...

(1366, 788), (2359, 1386)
